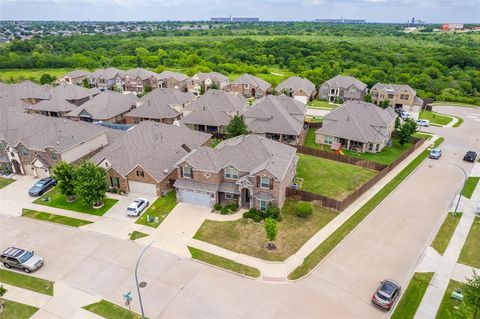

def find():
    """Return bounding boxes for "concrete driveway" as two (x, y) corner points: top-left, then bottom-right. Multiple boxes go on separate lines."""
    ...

(0, 175), (38, 204)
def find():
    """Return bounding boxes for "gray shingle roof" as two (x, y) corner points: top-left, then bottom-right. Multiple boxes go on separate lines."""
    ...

(275, 76), (316, 96)
(242, 95), (306, 136)
(0, 81), (51, 109)
(124, 68), (159, 81)
(179, 134), (296, 180)
(66, 91), (137, 121)
(181, 90), (247, 127)
(89, 67), (126, 80)
(91, 121), (211, 181)
(232, 74), (272, 91)
(157, 71), (189, 82)
(371, 83), (416, 95)
(316, 101), (396, 144)
(192, 72), (228, 83)
(324, 75), (367, 91)
(125, 88), (196, 120)
(28, 84), (100, 113)
(64, 70), (91, 79)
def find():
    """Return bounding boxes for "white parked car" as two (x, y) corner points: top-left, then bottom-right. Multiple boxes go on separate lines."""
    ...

(127, 198), (149, 217)
(401, 111), (411, 120)
(416, 119), (430, 127)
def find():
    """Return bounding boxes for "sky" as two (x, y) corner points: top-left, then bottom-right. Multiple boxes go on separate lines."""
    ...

(0, 0), (479, 23)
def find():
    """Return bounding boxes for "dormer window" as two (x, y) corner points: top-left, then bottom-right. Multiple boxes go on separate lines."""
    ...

(136, 170), (145, 177)
(21, 147), (28, 156)
(183, 166), (192, 178)
(224, 167), (238, 179)
(260, 176), (270, 189)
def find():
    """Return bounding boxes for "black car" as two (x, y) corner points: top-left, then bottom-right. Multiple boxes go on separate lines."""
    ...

(463, 151), (478, 163)
(372, 279), (401, 310)
(28, 177), (56, 196)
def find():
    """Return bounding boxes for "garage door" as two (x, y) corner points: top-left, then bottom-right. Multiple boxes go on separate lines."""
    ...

(129, 181), (157, 197)
(294, 95), (308, 104)
(178, 189), (212, 208)
(35, 167), (49, 179)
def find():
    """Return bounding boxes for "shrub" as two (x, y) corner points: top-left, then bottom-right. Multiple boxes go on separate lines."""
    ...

(243, 211), (253, 219)
(220, 207), (229, 215)
(266, 203), (282, 221)
(227, 202), (239, 212)
(213, 203), (222, 211)
(253, 214), (263, 223)
(295, 201), (314, 218)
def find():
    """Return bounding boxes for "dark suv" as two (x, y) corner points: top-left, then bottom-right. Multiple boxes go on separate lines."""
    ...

(28, 177), (56, 196)
(463, 151), (478, 163)
(372, 279), (401, 310)
(1, 247), (44, 273)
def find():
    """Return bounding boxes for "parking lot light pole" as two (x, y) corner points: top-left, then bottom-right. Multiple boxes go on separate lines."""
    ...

(452, 164), (467, 214)
(135, 241), (153, 319)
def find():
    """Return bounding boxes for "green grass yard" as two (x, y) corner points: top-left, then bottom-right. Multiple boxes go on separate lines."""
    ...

(303, 127), (322, 149)
(0, 68), (70, 84)
(461, 177), (479, 199)
(343, 138), (414, 165)
(0, 299), (39, 319)
(458, 217), (480, 269)
(188, 247), (261, 278)
(419, 110), (453, 126)
(0, 177), (14, 189)
(83, 300), (143, 319)
(135, 191), (177, 228)
(194, 200), (337, 261)
(129, 231), (149, 240)
(307, 100), (338, 109)
(431, 213), (462, 255)
(391, 272), (434, 319)
(296, 154), (377, 200)
(0, 269), (54, 296)
(33, 187), (118, 216)
(22, 209), (93, 227)
(436, 279), (476, 319)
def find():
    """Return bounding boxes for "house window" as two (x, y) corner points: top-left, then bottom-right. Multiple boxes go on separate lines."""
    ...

(183, 166), (192, 178)
(368, 143), (374, 151)
(225, 192), (233, 200)
(325, 136), (333, 145)
(21, 147), (28, 156)
(110, 176), (120, 188)
(375, 144), (380, 152)
(0, 143), (5, 151)
(388, 94), (394, 98)
(50, 151), (57, 160)
(260, 176), (270, 189)
(403, 94), (409, 100)
(136, 170), (145, 177)
(224, 167), (238, 179)
(259, 200), (267, 211)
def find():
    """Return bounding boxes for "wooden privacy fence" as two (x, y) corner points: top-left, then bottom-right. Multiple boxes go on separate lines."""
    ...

(288, 138), (425, 211)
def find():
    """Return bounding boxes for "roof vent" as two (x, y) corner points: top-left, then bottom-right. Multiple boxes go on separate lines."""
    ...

(181, 144), (191, 153)
(163, 168), (169, 174)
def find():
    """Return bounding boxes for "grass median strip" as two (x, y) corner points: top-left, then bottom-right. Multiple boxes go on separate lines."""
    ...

(390, 272), (433, 319)
(129, 231), (149, 240)
(0, 299), (39, 319)
(288, 138), (444, 280)
(431, 212), (462, 255)
(83, 299), (144, 319)
(188, 246), (261, 278)
(22, 209), (92, 227)
(0, 269), (54, 296)
(461, 177), (479, 199)
(458, 217), (480, 269)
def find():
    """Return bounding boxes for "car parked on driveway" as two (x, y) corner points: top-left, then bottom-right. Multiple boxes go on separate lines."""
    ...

(127, 198), (149, 217)
(463, 151), (478, 163)
(429, 148), (442, 159)
(416, 119), (430, 127)
(372, 279), (401, 310)
(400, 111), (411, 120)
(28, 177), (56, 196)
(1, 247), (44, 273)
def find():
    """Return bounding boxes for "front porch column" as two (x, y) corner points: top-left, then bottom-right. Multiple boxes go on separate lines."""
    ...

(346, 139), (351, 150)
(362, 143), (366, 153)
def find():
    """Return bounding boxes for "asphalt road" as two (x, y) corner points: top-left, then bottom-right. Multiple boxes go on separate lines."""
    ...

(0, 105), (478, 319)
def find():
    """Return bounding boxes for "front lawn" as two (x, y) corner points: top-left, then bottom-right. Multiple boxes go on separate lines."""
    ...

(0, 177), (14, 189)
(194, 200), (337, 261)
(135, 191), (176, 228)
(0, 299), (39, 319)
(458, 217), (480, 269)
(391, 272), (433, 319)
(188, 247), (261, 278)
(129, 231), (149, 240)
(83, 300), (143, 319)
(0, 269), (54, 296)
(296, 154), (377, 200)
(33, 187), (118, 216)
(419, 110), (453, 126)
(307, 99), (338, 109)
(461, 177), (479, 199)
(431, 213), (462, 255)
(22, 209), (93, 227)
(436, 279), (476, 319)
(343, 138), (413, 165)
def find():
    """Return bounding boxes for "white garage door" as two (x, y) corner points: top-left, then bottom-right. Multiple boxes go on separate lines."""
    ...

(294, 95), (308, 104)
(35, 167), (49, 179)
(178, 189), (212, 208)
(129, 181), (157, 197)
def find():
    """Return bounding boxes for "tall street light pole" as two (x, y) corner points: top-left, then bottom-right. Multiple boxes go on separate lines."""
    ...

(452, 164), (467, 214)
(135, 241), (153, 319)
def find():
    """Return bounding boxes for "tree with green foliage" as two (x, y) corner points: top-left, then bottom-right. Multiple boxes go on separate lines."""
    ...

(295, 201), (313, 218)
(394, 116), (401, 132)
(199, 83), (205, 95)
(40, 73), (56, 84)
(0, 284), (6, 313)
(225, 115), (249, 138)
(210, 82), (219, 90)
(380, 100), (390, 109)
(264, 218), (277, 243)
(463, 270), (480, 319)
(51, 161), (77, 201)
(363, 93), (373, 103)
(82, 78), (89, 88)
(397, 118), (417, 145)
(74, 161), (108, 207)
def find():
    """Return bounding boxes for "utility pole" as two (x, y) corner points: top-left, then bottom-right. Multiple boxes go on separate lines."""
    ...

(135, 241), (153, 319)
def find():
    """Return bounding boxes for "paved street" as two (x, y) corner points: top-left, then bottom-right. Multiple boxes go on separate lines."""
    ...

(0, 104), (478, 318)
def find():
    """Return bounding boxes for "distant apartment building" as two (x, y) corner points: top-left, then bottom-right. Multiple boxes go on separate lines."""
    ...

(211, 17), (259, 23)
(442, 24), (464, 31)
(315, 18), (365, 24)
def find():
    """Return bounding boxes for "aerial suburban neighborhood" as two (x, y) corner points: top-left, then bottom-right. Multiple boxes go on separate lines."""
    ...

(0, 4), (479, 319)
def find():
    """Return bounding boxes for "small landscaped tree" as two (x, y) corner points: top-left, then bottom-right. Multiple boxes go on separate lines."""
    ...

(51, 161), (77, 202)
(225, 115), (249, 138)
(199, 83), (205, 95)
(380, 99), (390, 109)
(394, 116), (401, 132)
(397, 118), (417, 145)
(40, 73), (56, 85)
(74, 161), (108, 208)
(463, 270), (480, 319)
(0, 285), (6, 313)
(363, 93), (373, 103)
(295, 201), (313, 218)
(210, 82), (219, 90)
(264, 218), (277, 250)
(82, 78), (89, 88)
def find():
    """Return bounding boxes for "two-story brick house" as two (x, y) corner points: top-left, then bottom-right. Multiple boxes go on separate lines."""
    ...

(157, 71), (190, 91)
(318, 75), (367, 103)
(370, 83), (423, 110)
(122, 68), (160, 94)
(223, 74), (272, 98)
(187, 72), (229, 95)
(174, 134), (297, 210)
(88, 67), (126, 91)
